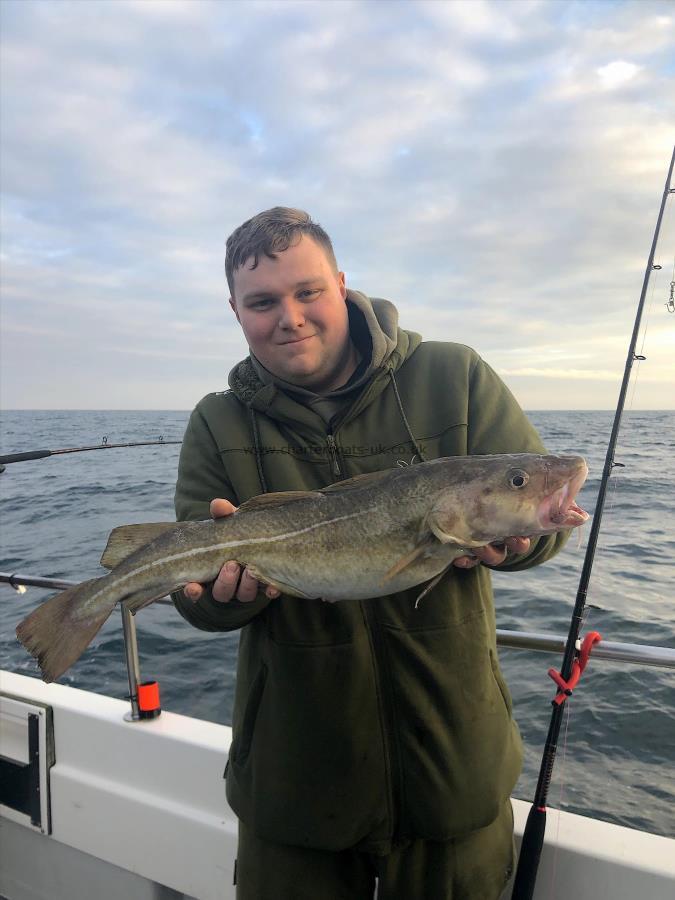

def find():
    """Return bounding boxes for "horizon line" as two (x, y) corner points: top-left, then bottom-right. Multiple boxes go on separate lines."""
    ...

(2, 408), (674, 413)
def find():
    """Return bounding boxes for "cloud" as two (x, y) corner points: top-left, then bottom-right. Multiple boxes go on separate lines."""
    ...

(597, 60), (642, 89)
(1, 0), (674, 411)
(499, 366), (672, 383)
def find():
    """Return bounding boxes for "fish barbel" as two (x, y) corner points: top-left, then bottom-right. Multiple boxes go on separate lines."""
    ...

(16, 453), (589, 683)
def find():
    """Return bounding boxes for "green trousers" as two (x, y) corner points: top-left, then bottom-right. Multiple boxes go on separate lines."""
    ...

(235, 800), (514, 900)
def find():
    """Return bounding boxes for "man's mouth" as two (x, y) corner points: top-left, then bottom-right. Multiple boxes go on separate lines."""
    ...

(278, 334), (316, 346)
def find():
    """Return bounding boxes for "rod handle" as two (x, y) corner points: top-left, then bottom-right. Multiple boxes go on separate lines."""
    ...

(0, 450), (52, 465)
(511, 804), (546, 900)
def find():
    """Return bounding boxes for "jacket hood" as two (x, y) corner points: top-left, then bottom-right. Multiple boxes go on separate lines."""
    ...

(352, 290), (400, 372)
(228, 290), (420, 406)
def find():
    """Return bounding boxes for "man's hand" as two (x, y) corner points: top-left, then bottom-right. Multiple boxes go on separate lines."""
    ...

(452, 537), (531, 569)
(183, 498), (281, 604)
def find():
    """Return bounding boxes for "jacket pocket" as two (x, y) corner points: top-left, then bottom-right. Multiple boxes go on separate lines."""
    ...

(387, 609), (523, 838)
(230, 663), (267, 765)
(226, 638), (389, 851)
(489, 648), (513, 716)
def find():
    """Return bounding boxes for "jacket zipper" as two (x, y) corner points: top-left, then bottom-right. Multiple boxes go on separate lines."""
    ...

(361, 599), (406, 840)
(326, 433), (342, 477)
(328, 424), (403, 835)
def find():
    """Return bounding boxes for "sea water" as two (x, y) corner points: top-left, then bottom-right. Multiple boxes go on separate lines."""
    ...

(1, 409), (673, 838)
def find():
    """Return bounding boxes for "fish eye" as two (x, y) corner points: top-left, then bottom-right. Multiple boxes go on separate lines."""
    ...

(508, 469), (529, 489)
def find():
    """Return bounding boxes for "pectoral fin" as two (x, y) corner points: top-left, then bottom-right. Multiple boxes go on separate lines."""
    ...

(382, 533), (438, 583)
(101, 523), (179, 569)
(414, 563), (454, 609)
(426, 510), (483, 548)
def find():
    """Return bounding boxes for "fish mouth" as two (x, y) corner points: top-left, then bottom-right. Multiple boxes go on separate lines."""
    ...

(538, 460), (590, 530)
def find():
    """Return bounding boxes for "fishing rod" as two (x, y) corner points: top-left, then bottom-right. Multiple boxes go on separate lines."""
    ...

(0, 437), (182, 473)
(511, 144), (675, 900)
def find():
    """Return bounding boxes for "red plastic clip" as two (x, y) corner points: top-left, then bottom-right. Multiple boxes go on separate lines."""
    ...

(548, 631), (602, 706)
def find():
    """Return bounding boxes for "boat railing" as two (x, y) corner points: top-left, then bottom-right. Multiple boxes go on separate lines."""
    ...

(3, 571), (675, 722)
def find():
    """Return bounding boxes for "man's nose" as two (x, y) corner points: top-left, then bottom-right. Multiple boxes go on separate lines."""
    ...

(277, 297), (306, 329)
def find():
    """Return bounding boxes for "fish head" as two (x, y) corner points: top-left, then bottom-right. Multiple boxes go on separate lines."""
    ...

(428, 454), (590, 546)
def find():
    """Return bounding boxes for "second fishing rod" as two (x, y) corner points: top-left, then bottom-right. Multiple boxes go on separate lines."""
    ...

(0, 437), (182, 473)
(511, 145), (675, 899)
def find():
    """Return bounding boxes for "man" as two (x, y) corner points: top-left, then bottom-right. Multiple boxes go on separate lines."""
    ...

(173, 208), (568, 899)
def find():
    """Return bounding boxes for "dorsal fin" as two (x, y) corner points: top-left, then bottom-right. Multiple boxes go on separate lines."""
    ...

(100, 523), (178, 569)
(320, 469), (394, 494)
(238, 490), (318, 513)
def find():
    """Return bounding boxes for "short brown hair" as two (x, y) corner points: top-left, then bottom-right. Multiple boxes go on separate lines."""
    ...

(225, 207), (338, 296)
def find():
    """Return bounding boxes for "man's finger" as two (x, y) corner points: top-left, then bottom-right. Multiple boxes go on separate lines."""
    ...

(210, 497), (238, 519)
(212, 561), (241, 603)
(504, 536), (531, 555)
(453, 554), (480, 569)
(454, 537), (531, 570)
(183, 582), (204, 602)
(472, 544), (508, 566)
(237, 567), (261, 603)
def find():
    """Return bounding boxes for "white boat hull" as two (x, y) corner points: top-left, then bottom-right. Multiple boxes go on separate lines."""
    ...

(1, 670), (673, 900)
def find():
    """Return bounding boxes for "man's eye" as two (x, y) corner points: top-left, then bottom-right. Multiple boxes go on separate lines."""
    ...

(298, 289), (320, 299)
(252, 298), (274, 309)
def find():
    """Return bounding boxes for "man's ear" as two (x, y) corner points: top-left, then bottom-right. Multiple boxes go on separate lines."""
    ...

(337, 270), (347, 301)
(229, 296), (241, 323)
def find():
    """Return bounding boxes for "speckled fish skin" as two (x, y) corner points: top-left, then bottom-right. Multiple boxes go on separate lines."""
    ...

(208, 452), (589, 600)
(16, 453), (589, 682)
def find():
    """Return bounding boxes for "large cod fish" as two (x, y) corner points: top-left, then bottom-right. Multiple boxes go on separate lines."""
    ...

(16, 453), (589, 683)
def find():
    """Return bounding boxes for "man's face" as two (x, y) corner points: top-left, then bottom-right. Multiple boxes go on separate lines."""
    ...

(230, 235), (352, 392)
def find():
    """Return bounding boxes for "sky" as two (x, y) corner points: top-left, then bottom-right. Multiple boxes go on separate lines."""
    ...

(1, 0), (674, 411)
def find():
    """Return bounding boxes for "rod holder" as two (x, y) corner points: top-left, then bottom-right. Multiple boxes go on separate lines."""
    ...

(121, 605), (141, 721)
(120, 604), (162, 722)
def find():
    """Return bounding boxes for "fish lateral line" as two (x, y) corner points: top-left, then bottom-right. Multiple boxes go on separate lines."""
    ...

(89, 506), (368, 604)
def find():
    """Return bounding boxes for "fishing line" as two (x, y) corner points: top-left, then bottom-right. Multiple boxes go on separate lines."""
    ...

(605, 453), (621, 519)
(547, 701), (572, 900)
(579, 222), (668, 838)
(607, 208), (672, 539)
(627, 237), (662, 412)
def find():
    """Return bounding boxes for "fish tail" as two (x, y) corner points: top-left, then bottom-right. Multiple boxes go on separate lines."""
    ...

(16, 577), (116, 683)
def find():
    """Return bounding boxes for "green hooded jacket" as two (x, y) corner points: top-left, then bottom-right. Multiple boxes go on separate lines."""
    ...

(173, 291), (567, 853)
